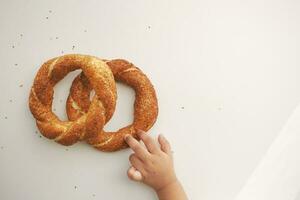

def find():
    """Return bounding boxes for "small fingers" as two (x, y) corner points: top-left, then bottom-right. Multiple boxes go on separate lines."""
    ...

(129, 154), (144, 170)
(124, 135), (150, 161)
(127, 166), (143, 182)
(137, 130), (159, 154)
(158, 134), (172, 155)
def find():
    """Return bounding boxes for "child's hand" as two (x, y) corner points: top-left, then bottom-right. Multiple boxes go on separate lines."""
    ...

(124, 131), (177, 191)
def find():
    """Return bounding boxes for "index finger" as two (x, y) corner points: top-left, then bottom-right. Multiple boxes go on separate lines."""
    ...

(124, 135), (150, 161)
(137, 130), (160, 154)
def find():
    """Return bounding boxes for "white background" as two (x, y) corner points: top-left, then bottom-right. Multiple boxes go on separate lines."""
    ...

(0, 0), (300, 200)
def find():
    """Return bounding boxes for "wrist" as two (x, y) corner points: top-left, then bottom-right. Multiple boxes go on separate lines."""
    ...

(155, 177), (179, 194)
(155, 179), (188, 200)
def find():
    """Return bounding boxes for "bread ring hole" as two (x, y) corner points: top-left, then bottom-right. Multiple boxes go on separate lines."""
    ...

(52, 70), (82, 120)
(104, 82), (135, 131)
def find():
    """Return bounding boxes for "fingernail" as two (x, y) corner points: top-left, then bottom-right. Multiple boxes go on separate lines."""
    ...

(124, 134), (130, 141)
(133, 171), (143, 181)
(136, 130), (145, 138)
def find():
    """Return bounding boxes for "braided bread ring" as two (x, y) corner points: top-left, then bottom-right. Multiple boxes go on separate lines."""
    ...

(29, 54), (116, 145)
(66, 59), (158, 151)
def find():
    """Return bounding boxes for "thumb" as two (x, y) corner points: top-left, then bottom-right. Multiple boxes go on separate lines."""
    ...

(127, 166), (143, 182)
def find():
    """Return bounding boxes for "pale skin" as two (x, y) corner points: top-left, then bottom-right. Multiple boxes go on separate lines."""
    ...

(124, 131), (188, 200)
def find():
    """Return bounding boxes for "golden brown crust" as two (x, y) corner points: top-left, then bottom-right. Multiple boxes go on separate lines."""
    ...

(29, 54), (116, 145)
(29, 55), (158, 152)
(66, 59), (158, 151)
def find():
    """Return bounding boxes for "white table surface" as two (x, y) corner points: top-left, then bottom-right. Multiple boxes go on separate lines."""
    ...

(1, 0), (300, 200)
(236, 103), (300, 200)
